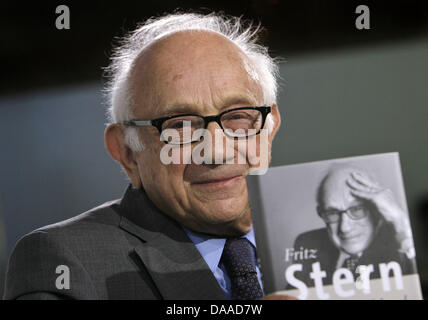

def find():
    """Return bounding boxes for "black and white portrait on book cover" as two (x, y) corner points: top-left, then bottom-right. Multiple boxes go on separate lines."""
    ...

(248, 153), (422, 299)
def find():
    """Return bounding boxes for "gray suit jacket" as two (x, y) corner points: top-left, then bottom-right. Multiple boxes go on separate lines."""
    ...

(3, 185), (227, 300)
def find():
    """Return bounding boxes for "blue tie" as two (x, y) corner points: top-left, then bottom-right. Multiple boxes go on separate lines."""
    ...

(222, 238), (264, 300)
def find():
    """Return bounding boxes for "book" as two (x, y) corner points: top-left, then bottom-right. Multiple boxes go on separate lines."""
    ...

(248, 152), (423, 299)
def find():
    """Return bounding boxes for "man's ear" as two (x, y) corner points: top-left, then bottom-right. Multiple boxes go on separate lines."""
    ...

(104, 124), (142, 189)
(268, 103), (281, 144)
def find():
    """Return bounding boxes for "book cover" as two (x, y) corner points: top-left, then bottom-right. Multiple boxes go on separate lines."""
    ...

(248, 153), (423, 299)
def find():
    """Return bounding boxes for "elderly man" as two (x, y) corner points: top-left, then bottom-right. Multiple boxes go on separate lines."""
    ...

(4, 13), (282, 300)
(290, 165), (417, 288)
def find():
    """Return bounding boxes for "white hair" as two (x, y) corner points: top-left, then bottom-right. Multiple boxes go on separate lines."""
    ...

(104, 12), (281, 151)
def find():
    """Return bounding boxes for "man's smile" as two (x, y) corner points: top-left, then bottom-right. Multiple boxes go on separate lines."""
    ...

(192, 175), (244, 189)
(339, 232), (363, 242)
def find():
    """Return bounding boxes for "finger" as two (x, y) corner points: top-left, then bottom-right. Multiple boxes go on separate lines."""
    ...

(347, 177), (377, 193)
(346, 179), (382, 195)
(349, 188), (376, 201)
(351, 172), (381, 190)
(349, 175), (382, 194)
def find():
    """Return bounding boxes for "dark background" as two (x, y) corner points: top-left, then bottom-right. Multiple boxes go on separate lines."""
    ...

(1, 0), (427, 298)
(2, 0), (428, 95)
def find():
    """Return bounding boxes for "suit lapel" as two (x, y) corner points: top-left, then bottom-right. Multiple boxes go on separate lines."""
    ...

(133, 232), (226, 300)
(117, 185), (226, 300)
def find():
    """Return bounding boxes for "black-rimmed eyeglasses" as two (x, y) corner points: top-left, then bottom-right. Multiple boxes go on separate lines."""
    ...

(122, 106), (271, 145)
(317, 205), (370, 223)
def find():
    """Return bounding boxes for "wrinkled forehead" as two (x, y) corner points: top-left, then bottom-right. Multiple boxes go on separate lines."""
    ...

(129, 30), (263, 117)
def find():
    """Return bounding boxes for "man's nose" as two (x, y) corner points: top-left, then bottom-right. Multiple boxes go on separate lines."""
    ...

(339, 212), (353, 233)
(204, 122), (235, 164)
